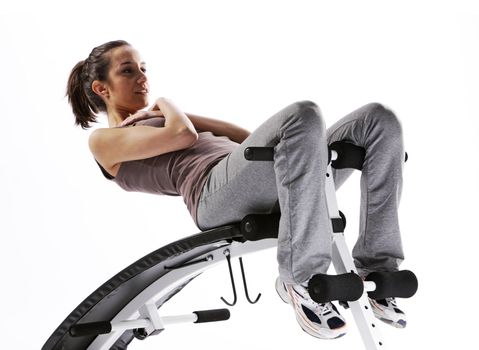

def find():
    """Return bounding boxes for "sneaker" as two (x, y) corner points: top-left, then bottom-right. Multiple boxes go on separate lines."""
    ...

(275, 276), (347, 339)
(369, 297), (407, 328)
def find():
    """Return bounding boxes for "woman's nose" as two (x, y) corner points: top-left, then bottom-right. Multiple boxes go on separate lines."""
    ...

(137, 71), (148, 84)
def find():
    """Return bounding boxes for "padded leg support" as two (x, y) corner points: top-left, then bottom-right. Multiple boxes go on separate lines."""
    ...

(366, 270), (418, 300)
(308, 273), (363, 303)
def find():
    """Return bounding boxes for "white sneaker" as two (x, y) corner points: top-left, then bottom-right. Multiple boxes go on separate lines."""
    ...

(275, 277), (347, 339)
(369, 297), (407, 328)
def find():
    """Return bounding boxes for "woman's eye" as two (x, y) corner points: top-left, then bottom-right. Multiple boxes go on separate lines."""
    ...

(122, 67), (146, 74)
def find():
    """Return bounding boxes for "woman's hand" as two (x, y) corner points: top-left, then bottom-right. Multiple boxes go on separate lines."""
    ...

(119, 110), (164, 127)
(148, 97), (171, 111)
(146, 97), (197, 135)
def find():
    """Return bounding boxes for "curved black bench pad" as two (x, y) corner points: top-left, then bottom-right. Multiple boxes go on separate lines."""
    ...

(42, 224), (243, 350)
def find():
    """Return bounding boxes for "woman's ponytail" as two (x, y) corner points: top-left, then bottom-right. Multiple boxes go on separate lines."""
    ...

(66, 40), (130, 129)
(66, 60), (98, 129)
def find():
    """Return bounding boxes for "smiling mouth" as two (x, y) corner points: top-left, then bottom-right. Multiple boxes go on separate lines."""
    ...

(135, 90), (149, 95)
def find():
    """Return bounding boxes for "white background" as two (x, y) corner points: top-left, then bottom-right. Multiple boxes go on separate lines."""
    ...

(1, 0), (478, 349)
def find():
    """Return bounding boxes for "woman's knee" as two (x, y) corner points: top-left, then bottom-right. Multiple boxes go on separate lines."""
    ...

(293, 100), (321, 116)
(290, 100), (325, 129)
(364, 102), (403, 138)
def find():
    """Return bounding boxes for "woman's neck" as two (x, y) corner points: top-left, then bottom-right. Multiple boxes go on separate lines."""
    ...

(107, 108), (130, 128)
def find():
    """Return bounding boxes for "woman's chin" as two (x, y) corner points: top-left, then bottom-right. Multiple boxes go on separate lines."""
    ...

(134, 98), (149, 110)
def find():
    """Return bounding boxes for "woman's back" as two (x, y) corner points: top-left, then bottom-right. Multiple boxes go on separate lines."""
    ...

(94, 117), (239, 227)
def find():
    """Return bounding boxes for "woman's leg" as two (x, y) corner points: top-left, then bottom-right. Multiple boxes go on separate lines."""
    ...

(326, 103), (406, 278)
(197, 100), (332, 285)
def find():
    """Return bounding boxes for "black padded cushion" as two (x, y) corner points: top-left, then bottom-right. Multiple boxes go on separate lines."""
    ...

(42, 224), (243, 350)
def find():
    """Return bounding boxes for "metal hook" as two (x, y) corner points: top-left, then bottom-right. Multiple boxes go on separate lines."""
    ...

(220, 250), (237, 306)
(220, 250), (262, 306)
(239, 257), (261, 304)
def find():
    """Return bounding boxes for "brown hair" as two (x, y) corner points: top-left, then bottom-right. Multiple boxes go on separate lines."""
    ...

(66, 40), (130, 129)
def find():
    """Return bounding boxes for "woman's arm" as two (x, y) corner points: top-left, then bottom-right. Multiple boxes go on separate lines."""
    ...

(185, 113), (251, 144)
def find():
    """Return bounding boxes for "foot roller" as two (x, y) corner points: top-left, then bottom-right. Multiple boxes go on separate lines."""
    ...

(365, 270), (418, 300)
(308, 273), (364, 303)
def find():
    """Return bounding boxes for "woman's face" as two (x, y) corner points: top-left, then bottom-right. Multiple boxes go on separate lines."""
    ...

(103, 45), (149, 114)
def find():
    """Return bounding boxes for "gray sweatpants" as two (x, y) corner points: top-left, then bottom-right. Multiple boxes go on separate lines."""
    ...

(197, 101), (405, 285)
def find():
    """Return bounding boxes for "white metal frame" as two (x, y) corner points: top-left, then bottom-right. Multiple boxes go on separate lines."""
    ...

(84, 151), (388, 350)
(87, 239), (277, 349)
(327, 151), (387, 350)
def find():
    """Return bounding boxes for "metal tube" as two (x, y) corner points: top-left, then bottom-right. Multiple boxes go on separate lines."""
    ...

(331, 150), (338, 161)
(363, 281), (377, 292)
(111, 319), (151, 332)
(161, 314), (198, 325)
(110, 313), (199, 333)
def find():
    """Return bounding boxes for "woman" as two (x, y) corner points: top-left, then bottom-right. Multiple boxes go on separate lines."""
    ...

(67, 40), (407, 340)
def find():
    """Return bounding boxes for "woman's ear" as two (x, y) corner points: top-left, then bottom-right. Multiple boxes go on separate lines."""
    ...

(92, 80), (109, 99)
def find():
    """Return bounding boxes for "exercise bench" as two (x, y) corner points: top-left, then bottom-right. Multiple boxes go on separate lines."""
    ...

(42, 141), (417, 350)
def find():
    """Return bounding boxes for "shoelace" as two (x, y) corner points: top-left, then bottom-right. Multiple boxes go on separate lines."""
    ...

(291, 284), (335, 316)
(316, 302), (333, 316)
(386, 297), (397, 307)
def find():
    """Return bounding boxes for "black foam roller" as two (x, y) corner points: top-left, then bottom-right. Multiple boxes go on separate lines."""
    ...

(69, 321), (112, 337)
(366, 270), (418, 300)
(241, 213), (280, 241)
(308, 273), (363, 303)
(193, 308), (230, 323)
(244, 147), (274, 161)
(329, 141), (366, 170)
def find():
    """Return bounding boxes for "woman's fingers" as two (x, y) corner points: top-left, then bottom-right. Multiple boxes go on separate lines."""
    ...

(120, 110), (163, 126)
(120, 113), (141, 126)
(148, 110), (164, 117)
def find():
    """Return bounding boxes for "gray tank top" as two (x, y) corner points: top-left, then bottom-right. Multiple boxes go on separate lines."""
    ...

(94, 117), (238, 227)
